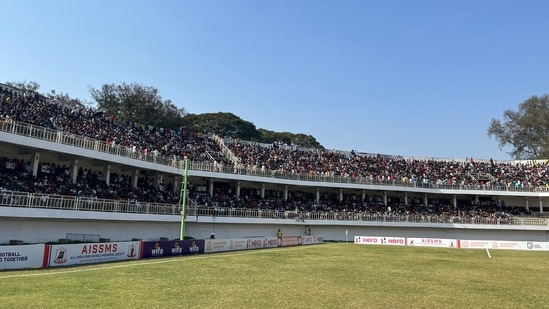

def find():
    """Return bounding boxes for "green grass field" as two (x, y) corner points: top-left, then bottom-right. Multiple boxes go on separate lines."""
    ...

(0, 243), (547, 309)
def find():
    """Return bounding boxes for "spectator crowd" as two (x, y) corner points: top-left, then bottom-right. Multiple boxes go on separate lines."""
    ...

(0, 84), (547, 220)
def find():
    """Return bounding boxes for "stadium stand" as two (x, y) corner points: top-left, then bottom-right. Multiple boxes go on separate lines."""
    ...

(0, 83), (547, 227)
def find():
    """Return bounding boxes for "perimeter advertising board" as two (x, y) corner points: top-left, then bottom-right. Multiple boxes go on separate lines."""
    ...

(280, 236), (302, 247)
(458, 240), (549, 251)
(354, 236), (406, 246)
(246, 238), (265, 249)
(264, 237), (279, 248)
(141, 240), (205, 258)
(0, 244), (44, 270)
(407, 238), (457, 248)
(46, 241), (140, 267)
(354, 236), (549, 251)
(204, 238), (249, 253)
(301, 235), (314, 245)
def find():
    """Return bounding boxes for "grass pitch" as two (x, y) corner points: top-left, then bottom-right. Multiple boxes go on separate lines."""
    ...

(0, 243), (547, 309)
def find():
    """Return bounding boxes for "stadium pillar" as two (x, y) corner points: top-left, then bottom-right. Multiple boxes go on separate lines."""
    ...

(236, 181), (241, 198)
(384, 192), (387, 206)
(103, 165), (111, 185)
(180, 157), (189, 240)
(538, 197), (543, 214)
(284, 185), (288, 201)
(424, 194), (428, 207)
(70, 159), (79, 184)
(261, 183), (265, 199)
(453, 195), (457, 208)
(316, 188), (320, 204)
(361, 190), (365, 202)
(525, 197), (529, 211)
(173, 175), (180, 193)
(209, 180), (214, 197)
(30, 152), (40, 177)
(154, 174), (163, 190)
(404, 192), (408, 206)
(132, 170), (139, 189)
(339, 189), (343, 202)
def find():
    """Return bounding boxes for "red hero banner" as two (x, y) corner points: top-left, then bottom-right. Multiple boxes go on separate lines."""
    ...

(280, 236), (302, 247)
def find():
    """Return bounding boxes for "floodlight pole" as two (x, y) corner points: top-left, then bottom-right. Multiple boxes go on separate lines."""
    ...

(179, 157), (189, 240)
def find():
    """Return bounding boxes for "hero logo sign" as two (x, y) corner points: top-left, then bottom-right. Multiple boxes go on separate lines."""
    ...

(382, 237), (405, 245)
(357, 237), (379, 244)
(247, 239), (263, 248)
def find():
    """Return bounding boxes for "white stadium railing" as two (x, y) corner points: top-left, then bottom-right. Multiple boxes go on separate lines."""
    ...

(1, 191), (547, 226)
(2, 119), (549, 193)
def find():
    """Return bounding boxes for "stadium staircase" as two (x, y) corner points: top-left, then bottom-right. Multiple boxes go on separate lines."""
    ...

(212, 134), (241, 167)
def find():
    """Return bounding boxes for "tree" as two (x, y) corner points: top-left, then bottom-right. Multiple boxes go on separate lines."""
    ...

(89, 82), (186, 128)
(179, 112), (324, 148)
(181, 112), (260, 140)
(488, 95), (549, 160)
(257, 129), (323, 149)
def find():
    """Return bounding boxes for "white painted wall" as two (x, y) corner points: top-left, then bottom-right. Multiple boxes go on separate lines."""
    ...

(2, 213), (548, 244)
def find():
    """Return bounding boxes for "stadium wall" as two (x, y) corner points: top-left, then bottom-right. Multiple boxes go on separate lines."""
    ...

(1, 211), (548, 244)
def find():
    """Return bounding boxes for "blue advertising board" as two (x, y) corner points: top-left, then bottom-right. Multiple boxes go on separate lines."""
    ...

(141, 240), (205, 258)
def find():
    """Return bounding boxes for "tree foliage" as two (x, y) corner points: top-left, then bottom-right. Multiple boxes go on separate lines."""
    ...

(89, 82), (186, 128)
(488, 95), (549, 160)
(6, 79), (324, 149)
(257, 129), (322, 149)
(181, 112), (260, 140)
(179, 112), (324, 148)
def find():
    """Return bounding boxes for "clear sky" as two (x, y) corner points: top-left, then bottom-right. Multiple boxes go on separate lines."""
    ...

(2, 1), (548, 161)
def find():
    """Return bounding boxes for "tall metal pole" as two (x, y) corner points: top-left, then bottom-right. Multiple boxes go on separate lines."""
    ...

(179, 157), (189, 240)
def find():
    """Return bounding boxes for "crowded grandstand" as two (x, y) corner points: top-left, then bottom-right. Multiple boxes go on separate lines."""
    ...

(1, 83), (548, 227)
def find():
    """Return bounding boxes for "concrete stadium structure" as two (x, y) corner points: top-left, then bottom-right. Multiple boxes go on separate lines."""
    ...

(1, 121), (548, 244)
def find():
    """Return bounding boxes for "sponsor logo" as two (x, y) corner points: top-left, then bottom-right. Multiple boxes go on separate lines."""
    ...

(152, 243), (163, 256)
(54, 247), (67, 264)
(189, 241), (199, 253)
(248, 239), (263, 248)
(172, 242), (182, 254)
(361, 237), (378, 244)
(127, 244), (137, 258)
(81, 244), (117, 254)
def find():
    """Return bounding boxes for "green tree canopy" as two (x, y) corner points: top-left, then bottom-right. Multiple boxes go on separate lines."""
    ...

(257, 129), (322, 149)
(488, 95), (549, 160)
(181, 112), (260, 140)
(180, 112), (324, 148)
(89, 82), (186, 128)
(7, 79), (325, 149)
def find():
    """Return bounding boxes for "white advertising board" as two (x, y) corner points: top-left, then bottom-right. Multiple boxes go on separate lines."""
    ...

(47, 242), (140, 267)
(459, 240), (549, 251)
(354, 236), (406, 246)
(204, 238), (249, 253)
(264, 237), (279, 248)
(407, 238), (457, 248)
(0, 244), (45, 270)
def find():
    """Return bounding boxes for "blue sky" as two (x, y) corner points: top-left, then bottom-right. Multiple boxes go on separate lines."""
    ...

(2, 1), (548, 160)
